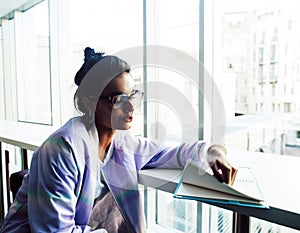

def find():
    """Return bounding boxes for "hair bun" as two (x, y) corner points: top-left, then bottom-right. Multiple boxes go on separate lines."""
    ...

(84, 47), (95, 62)
(74, 47), (106, 86)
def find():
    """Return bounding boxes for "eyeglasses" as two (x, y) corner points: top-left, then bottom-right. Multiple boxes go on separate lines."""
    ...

(99, 90), (144, 109)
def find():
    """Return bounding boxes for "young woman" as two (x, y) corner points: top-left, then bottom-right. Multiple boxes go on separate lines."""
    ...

(0, 47), (237, 233)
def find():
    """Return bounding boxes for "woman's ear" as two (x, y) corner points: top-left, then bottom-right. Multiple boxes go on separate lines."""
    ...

(81, 96), (97, 125)
(82, 96), (97, 113)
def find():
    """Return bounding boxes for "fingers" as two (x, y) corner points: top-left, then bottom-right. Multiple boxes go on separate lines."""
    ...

(211, 163), (224, 183)
(230, 166), (238, 184)
(207, 144), (238, 185)
(211, 160), (238, 185)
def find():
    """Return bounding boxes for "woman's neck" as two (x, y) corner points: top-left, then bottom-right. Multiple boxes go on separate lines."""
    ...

(96, 124), (116, 162)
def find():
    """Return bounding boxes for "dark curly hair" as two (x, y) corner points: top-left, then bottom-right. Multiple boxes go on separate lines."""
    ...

(74, 47), (105, 86)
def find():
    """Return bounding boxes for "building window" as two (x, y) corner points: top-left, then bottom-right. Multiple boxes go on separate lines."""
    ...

(258, 65), (265, 83)
(288, 20), (292, 30)
(269, 44), (277, 62)
(284, 103), (291, 113)
(259, 47), (264, 64)
(260, 31), (266, 45)
(258, 46), (266, 83)
(272, 28), (278, 42)
(269, 63), (278, 83)
(272, 86), (276, 95)
(297, 59), (300, 80)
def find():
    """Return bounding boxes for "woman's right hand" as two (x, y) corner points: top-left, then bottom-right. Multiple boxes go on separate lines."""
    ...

(207, 144), (238, 186)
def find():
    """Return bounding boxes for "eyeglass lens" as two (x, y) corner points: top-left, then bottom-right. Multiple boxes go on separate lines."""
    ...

(112, 91), (143, 108)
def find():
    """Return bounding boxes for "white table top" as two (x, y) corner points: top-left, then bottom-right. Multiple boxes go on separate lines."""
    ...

(0, 120), (57, 151)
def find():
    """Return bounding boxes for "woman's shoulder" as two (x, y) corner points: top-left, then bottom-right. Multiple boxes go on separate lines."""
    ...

(113, 130), (158, 152)
(38, 117), (93, 151)
(32, 117), (96, 165)
(46, 117), (87, 138)
(114, 130), (139, 147)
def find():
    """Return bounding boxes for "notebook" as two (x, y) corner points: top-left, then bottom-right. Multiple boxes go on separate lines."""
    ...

(174, 160), (268, 208)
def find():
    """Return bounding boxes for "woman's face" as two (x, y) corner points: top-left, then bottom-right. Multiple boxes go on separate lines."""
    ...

(95, 72), (136, 130)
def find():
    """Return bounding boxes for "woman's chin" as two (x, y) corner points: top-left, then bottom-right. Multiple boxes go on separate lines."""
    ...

(113, 123), (132, 130)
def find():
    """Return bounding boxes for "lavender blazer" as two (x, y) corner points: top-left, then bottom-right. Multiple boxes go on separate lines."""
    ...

(0, 117), (206, 233)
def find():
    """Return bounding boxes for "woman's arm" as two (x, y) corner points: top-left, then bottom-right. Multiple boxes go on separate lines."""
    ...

(132, 136), (237, 185)
(28, 137), (93, 233)
(123, 133), (207, 170)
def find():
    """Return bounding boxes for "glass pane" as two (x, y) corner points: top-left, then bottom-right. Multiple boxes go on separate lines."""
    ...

(251, 217), (300, 233)
(70, 0), (142, 52)
(147, 0), (199, 59)
(157, 191), (197, 233)
(145, 67), (200, 143)
(145, 0), (204, 143)
(214, 0), (300, 154)
(214, 0), (300, 232)
(16, 0), (51, 124)
(214, 207), (233, 233)
(0, 26), (4, 120)
(69, 0), (144, 135)
(146, 0), (201, 231)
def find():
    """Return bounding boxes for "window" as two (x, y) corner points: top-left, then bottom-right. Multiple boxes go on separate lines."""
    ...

(297, 59), (300, 80)
(260, 31), (266, 45)
(258, 64), (265, 83)
(69, 0), (144, 134)
(272, 86), (276, 95)
(269, 63), (278, 83)
(145, 0), (201, 231)
(157, 193), (197, 232)
(16, 0), (51, 125)
(269, 44), (277, 62)
(269, 42), (278, 83)
(288, 20), (292, 30)
(259, 47), (265, 64)
(284, 103), (291, 113)
(70, 0), (142, 52)
(1, 0), (300, 232)
(0, 26), (4, 120)
(258, 47), (266, 83)
(272, 28), (278, 42)
(213, 0), (300, 231)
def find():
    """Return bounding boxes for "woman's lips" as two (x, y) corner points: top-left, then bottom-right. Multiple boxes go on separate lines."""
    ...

(127, 116), (133, 122)
(124, 115), (133, 122)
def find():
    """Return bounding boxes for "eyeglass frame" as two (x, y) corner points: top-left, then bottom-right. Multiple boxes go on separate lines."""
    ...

(97, 89), (144, 108)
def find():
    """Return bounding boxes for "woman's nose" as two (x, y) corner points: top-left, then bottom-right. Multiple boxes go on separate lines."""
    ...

(123, 100), (135, 112)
